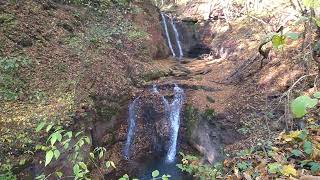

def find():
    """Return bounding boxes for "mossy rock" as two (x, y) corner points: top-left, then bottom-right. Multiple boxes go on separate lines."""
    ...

(184, 105), (217, 139)
(96, 104), (120, 120)
(184, 104), (200, 139)
(206, 95), (215, 103)
(142, 70), (168, 82)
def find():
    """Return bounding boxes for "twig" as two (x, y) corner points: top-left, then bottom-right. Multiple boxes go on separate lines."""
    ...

(279, 73), (318, 102)
(247, 15), (269, 25)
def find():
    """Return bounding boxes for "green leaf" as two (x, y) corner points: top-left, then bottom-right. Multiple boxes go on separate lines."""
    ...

(285, 32), (300, 40)
(119, 174), (129, 180)
(99, 150), (104, 159)
(237, 161), (250, 171)
(314, 91), (320, 98)
(36, 122), (46, 132)
(303, 141), (313, 155)
(19, 159), (26, 165)
(298, 129), (308, 140)
(268, 162), (282, 174)
(64, 131), (72, 138)
(75, 131), (82, 137)
(46, 124), (53, 132)
(45, 150), (54, 166)
(63, 142), (69, 149)
(35, 174), (46, 180)
(272, 34), (286, 49)
(54, 150), (60, 160)
(152, 170), (160, 178)
(106, 161), (111, 168)
(291, 149), (303, 157)
(84, 136), (90, 144)
(291, 96), (318, 118)
(73, 164), (80, 177)
(90, 152), (95, 159)
(56, 171), (63, 178)
(79, 162), (87, 170)
(309, 162), (320, 173)
(162, 174), (171, 180)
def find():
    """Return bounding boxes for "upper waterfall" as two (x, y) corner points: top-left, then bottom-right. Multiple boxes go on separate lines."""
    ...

(161, 13), (176, 57)
(170, 19), (184, 59)
(161, 13), (184, 60)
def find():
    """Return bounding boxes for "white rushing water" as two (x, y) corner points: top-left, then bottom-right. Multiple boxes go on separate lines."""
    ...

(124, 97), (140, 159)
(161, 13), (176, 57)
(166, 84), (184, 163)
(170, 19), (184, 59)
(124, 84), (184, 163)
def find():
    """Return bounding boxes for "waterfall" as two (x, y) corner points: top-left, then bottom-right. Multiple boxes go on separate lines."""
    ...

(124, 84), (184, 163)
(170, 19), (184, 59)
(152, 84), (185, 162)
(166, 84), (184, 163)
(161, 13), (176, 57)
(124, 97), (140, 159)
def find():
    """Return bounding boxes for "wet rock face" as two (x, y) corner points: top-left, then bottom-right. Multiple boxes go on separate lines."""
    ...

(189, 111), (240, 164)
(173, 21), (212, 58)
(129, 91), (171, 161)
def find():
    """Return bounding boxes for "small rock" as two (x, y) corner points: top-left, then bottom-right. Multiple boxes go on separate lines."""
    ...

(17, 35), (33, 47)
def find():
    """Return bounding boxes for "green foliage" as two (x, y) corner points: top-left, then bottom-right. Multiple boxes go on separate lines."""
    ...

(303, 141), (313, 155)
(177, 152), (222, 179)
(291, 95), (318, 118)
(203, 108), (216, 120)
(184, 104), (199, 138)
(303, 0), (320, 8)
(35, 122), (92, 179)
(0, 56), (32, 101)
(272, 34), (286, 49)
(0, 163), (16, 180)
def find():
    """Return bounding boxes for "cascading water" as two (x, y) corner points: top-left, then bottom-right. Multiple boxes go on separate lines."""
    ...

(165, 84), (184, 162)
(161, 13), (176, 57)
(124, 84), (184, 164)
(124, 97), (140, 159)
(170, 19), (184, 59)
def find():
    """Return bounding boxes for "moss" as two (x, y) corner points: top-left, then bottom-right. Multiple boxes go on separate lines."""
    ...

(127, 29), (149, 40)
(184, 104), (200, 139)
(142, 70), (168, 82)
(185, 105), (217, 139)
(96, 104), (120, 121)
(0, 13), (15, 24)
(206, 96), (215, 103)
(202, 108), (216, 123)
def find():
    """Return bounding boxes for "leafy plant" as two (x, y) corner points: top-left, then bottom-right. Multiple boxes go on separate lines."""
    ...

(177, 152), (222, 179)
(35, 122), (92, 179)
